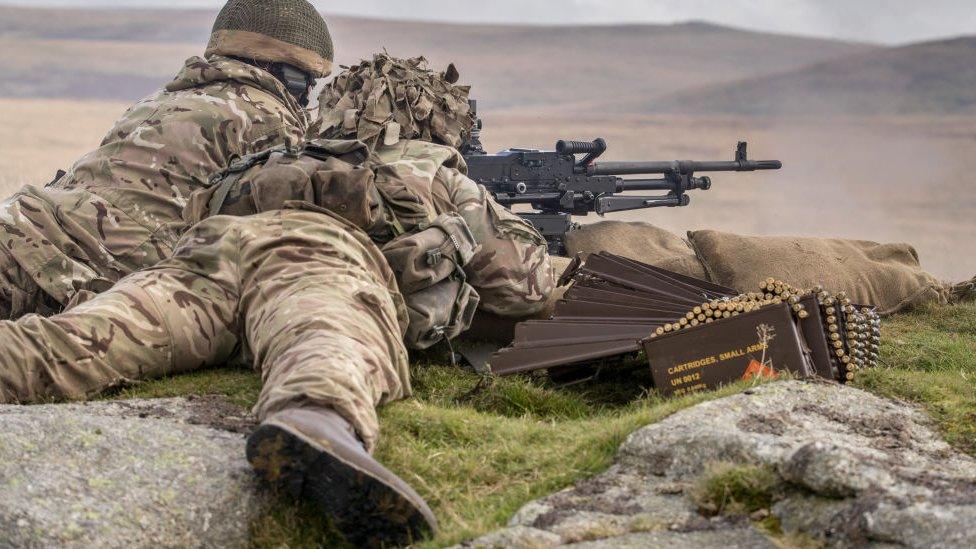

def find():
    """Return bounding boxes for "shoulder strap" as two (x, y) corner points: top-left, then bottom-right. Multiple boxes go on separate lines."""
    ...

(206, 145), (287, 215)
(304, 138), (373, 166)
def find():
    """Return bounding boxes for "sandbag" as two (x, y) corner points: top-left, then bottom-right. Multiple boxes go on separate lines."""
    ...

(565, 221), (707, 280)
(688, 230), (948, 315)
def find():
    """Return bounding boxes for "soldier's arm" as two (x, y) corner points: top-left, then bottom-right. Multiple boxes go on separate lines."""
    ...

(433, 166), (554, 317)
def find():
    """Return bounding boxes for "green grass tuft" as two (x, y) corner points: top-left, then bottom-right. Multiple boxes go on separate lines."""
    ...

(854, 301), (976, 455)
(690, 462), (782, 517)
(109, 366), (262, 409)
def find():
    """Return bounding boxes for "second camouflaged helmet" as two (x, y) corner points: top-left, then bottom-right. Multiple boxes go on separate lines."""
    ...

(316, 53), (476, 150)
(206, 0), (334, 78)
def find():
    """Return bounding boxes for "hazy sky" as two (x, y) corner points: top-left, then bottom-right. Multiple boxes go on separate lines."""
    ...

(2, 0), (974, 45)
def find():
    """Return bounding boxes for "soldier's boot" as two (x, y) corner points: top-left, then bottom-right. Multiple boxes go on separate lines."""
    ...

(246, 406), (437, 546)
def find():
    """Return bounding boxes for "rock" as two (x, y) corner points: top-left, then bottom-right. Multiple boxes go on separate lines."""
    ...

(565, 529), (775, 548)
(0, 397), (264, 548)
(461, 525), (563, 548)
(462, 381), (976, 547)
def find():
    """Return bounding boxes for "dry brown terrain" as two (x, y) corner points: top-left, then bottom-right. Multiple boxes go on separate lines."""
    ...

(650, 36), (976, 116)
(1, 98), (972, 282)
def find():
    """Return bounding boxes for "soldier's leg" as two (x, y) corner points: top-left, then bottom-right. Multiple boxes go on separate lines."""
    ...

(0, 185), (173, 320)
(240, 211), (410, 449)
(0, 218), (244, 404)
(0, 251), (54, 320)
(236, 210), (434, 545)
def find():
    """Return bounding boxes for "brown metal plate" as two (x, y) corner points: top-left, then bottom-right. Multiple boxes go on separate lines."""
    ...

(514, 320), (655, 345)
(553, 299), (687, 322)
(487, 251), (740, 378)
(577, 254), (708, 303)
(564, 286), (694, 313)
(606, 253), (736, 296)
(489, 339), (643, 376)
(796, 295), (838, 380)
(578, 253), (728, 302)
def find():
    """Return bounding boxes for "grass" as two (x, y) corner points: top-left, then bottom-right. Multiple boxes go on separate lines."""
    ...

(690, 462), (782, 517)
(115, 301), (976, 547)
(853, 301), (976, 455)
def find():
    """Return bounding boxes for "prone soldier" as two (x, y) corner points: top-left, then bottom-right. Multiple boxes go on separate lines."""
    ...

(0, 55), (554, 545)
(0, 0), (330, 319)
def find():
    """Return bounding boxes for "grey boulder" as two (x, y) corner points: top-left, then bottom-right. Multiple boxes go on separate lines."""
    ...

(0, 397), (264, 548)
(462, 380), (976, 548)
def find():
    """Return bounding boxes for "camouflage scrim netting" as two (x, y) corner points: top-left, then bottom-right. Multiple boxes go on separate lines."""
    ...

(951, 276), (976, 302)
(316, 53), (476, 150)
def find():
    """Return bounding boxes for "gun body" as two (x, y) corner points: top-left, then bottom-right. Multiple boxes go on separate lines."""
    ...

(464, 138), (782, 255)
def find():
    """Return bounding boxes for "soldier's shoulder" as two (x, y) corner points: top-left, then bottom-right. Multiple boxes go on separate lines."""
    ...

(144, 85), (295, 130)
(374, 140), (461, 166)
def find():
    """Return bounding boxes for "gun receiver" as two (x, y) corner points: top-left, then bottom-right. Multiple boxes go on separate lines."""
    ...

(464, 136), (781, 255)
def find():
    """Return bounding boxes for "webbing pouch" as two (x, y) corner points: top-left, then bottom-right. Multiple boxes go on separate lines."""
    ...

(382, 213), (481, 349)
(382, 214), (477, 294)
(403, 280), (481, 350)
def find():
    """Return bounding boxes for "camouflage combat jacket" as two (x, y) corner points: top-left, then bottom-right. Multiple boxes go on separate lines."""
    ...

(0, 55), (306, 312)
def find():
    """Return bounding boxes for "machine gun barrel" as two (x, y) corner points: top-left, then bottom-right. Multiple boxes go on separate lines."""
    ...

(460, 125), (783, 255)
(588, 159), (782, 176)
(615, 178), (672, 191)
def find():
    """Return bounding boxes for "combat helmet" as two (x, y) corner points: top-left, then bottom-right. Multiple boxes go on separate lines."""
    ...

(206, 0), (334, 79)
(317, 53), (477, 150)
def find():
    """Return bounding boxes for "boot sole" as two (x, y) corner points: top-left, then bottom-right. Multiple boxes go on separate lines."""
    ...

(246, 422), (432, 547)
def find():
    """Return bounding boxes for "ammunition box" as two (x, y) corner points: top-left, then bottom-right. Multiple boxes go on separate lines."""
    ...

(642, 303), (814, 397)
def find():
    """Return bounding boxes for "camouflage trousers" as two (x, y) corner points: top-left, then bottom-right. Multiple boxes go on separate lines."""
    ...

(0, 209), (410, 451)
(0, 185), (175, 320)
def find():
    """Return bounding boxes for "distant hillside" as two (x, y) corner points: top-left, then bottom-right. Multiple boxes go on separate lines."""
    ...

(647, 36), (976, 115)
(0, 6), (212, 42)
(0, 6), (875, 111)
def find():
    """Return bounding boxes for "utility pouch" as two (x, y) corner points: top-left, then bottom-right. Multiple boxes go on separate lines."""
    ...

(382, 213), (481, 349)
(403, 280), (480, 350)
(372, 163), (439, 236)
(184, 145), (383, 232)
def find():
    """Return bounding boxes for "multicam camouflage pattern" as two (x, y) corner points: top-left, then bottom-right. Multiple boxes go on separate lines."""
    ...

(373, 139), (554, 316)
(0, 55), (306, 319)
(315, 53), (475, 150)
(0, 210), (408, 451)
(0, 140), (551, 450)
(189, 137), (554, 317)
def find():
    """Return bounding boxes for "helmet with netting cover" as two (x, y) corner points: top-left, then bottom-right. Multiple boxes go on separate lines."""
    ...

(206, 0), (334, 78)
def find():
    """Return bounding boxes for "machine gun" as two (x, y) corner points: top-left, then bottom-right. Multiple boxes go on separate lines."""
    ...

(461, 104), (782, 255)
